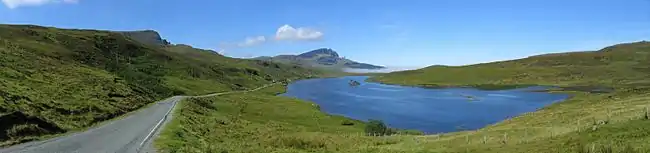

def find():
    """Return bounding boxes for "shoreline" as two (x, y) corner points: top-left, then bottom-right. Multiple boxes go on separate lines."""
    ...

(283, 75), (577, 135)
(279, 76), (426, 135)
(366, 75), (615, 93)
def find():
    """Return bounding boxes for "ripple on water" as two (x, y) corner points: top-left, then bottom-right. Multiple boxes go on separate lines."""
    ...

(283, 76), (569, 134)
(365, 87), (404, 92)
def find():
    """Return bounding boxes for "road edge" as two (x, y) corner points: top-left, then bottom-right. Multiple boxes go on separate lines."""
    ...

(138, 83), (279, 153)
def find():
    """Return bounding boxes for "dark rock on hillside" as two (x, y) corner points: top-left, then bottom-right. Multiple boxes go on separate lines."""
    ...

(0, 112), (65, 141)
(317, 56), (339, 65)
(119, 30), (171, 46)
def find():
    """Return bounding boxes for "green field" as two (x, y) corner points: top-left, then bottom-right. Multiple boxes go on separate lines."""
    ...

(0, 24), (316, 146)
(372, 41), (650, 90)
(368, 41), (650, 152)
(154, 86), (650, 153)
(156, 84), (404, 153)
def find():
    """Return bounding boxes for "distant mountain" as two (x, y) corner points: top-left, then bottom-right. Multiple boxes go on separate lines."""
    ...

(254, 48), (385, 70)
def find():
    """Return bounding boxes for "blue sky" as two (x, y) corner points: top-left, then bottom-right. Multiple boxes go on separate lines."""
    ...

(1, 0), (649, 67)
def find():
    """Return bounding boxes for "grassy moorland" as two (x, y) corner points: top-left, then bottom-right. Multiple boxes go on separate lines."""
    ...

(0, 24), (315, 146)
(155, 41), (650, 153)
(368, 41), (650, 152)
(156, 84), (397, 153)
(372, 41), (650, 90)
(154, 86), (650, 153)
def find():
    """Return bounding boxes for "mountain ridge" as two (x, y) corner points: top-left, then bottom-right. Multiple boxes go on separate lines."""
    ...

(118, 30), (171, 46)
(254, 48), (385, 70)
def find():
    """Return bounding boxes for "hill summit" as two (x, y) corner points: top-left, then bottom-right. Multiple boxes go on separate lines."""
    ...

(255, 48), (385, 70)
(297, 48), (340, 58)
(119, 30), (171, 46)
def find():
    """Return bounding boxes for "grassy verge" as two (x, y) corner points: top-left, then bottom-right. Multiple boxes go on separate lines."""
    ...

(155, 84), (427, 153)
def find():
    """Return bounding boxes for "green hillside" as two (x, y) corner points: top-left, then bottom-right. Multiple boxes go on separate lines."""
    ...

(367, 41), (650, 152)
(0, 24), (316, 146)
(372, 41), (650, 90)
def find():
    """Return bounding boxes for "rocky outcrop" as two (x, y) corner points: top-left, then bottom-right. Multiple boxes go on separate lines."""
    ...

(119, 30), (171, 46)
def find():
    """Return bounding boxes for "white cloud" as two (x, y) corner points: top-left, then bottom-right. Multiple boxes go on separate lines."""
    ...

(237, 36), (266, 47)
(217, 24), (323, 56)
(275, 24), (323, 41)
(2, 0), (77, 9)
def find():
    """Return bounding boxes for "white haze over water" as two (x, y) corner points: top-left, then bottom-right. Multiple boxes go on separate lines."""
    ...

(342, 66), (422, 73)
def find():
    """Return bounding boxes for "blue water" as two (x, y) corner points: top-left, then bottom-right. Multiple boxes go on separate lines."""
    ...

(281, 76), (569, 134)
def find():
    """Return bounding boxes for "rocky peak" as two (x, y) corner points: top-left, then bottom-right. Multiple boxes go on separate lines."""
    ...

(298, 48), (340, 58)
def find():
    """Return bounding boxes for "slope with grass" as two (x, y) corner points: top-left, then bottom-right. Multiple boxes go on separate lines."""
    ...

(156, 84), (418, 153)
(0, 24), (316, 146)
(367, 41), (650, 152)
(372, 41), (650, 90)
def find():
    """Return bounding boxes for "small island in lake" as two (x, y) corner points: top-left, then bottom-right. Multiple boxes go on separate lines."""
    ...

(460, 94), (477, 101)
(349, 80), (361, 87)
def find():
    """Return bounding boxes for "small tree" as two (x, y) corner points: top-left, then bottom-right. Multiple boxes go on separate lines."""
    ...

(365, 120), (389, 136)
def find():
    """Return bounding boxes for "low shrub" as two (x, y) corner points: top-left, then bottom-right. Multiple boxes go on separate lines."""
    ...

(341, 120), (355, 126)
(364, 120), (389, 136)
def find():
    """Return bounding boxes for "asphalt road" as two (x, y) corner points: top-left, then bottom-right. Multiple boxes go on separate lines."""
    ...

(0, 83), (276, 153)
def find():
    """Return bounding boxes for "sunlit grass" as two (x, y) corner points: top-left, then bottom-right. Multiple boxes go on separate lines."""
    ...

(156, 85), (412, 153)
(0, 24), (316, 145)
